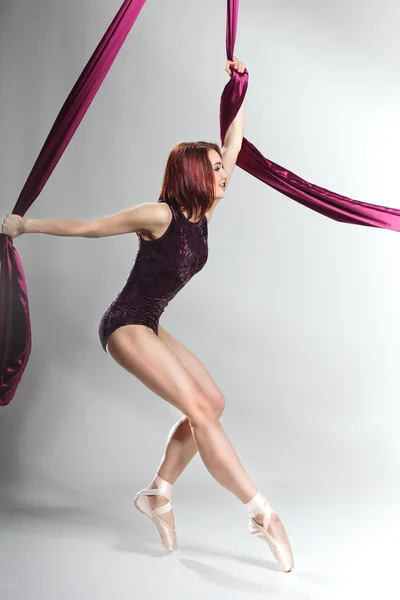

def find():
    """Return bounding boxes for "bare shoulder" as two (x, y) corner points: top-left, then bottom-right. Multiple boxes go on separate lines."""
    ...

(148, 202), (172, 227)
(134, 202), (171, 226)
(137, 202), (172, 241)
(155, 202), (173, 222)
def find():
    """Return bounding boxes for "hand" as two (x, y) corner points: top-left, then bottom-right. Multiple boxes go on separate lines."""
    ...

(1, 214), (26, 239)
(225, 56), (246, 77)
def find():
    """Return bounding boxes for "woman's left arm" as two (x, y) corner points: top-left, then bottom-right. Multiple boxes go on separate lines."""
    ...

(221, 57), (246, 187)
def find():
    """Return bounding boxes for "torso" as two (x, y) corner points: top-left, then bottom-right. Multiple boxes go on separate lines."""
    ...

(98, 199), (209, 352)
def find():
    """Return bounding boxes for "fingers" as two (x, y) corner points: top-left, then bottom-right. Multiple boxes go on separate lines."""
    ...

(225, 61), (232, 76)
(226, 57), (246, 74)
(1, 214), (13, 237)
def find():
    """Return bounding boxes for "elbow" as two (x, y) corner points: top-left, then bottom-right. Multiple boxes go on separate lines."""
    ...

(82, 221), (99, 238)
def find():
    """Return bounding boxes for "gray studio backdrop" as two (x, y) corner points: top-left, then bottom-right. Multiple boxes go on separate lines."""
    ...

(0, 0), (399, 511)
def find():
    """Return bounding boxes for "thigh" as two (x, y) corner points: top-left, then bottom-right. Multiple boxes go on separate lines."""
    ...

(157, 324), (224, 406)
(106, 324), (213, 420)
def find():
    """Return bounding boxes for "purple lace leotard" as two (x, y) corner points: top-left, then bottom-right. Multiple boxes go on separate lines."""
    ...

(98, 199), (208, 352)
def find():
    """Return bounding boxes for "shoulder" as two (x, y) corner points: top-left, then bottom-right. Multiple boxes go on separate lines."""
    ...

(136, 202), (173, 239)
(155, 202), (173, 223)
(135, 202), (171, 226)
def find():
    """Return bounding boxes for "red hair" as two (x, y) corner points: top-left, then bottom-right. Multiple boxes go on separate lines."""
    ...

(158, 141), (222, 221)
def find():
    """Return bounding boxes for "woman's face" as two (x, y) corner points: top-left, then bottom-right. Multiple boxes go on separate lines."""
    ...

(208, 149), (227, 200)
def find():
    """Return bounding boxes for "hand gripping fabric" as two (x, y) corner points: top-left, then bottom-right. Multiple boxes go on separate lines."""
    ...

(1, 0), (400, 406)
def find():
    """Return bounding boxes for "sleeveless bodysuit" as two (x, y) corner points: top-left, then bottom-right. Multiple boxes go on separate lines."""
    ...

(98, 200), (208, 353)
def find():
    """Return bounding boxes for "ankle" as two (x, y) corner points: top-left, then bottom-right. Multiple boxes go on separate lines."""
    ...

(154, 474), (173, 488)
(245, 490), (271, 523)
(148, 474), (174, 497)
(156, 472), (176, 485)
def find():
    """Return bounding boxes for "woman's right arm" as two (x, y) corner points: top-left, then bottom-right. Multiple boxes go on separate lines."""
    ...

(1, 203), (170, 239)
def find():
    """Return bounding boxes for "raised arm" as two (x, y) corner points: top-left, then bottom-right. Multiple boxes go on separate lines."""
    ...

(221, 56), (246, 188)
(1, 203), (170, 239)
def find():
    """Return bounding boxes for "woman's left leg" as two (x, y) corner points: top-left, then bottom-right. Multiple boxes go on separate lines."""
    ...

(155, 324), (225, 480)
(144, 324), (225, 525)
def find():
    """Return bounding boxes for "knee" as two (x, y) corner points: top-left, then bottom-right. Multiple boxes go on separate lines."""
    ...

(211, 391), (225, 418)
(189, 391), (225, 426)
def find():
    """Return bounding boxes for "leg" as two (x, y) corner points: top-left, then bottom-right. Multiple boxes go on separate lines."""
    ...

(132, 324), (225, 530)
(155, 331), (294, 571)
(154, 324), (225, 483)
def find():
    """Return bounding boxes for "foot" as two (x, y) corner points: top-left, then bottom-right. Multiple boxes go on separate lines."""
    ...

(251, 508), (294, 572)
(147, 482), (175, 529)
(134, 477), (177, 552)
(254, 510), (289, 543)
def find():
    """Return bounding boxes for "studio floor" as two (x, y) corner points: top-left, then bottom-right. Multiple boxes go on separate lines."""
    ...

(0, 491), (398, 600)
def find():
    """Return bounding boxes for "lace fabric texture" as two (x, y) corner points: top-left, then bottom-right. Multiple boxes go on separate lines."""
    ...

(98, 201), (208, 351)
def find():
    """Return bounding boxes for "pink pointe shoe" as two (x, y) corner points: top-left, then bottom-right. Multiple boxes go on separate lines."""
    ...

(247, 491), (294, 573)
(134, 475), (176, 552)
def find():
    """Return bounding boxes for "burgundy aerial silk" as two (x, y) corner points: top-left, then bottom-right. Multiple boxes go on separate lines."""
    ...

(0, 0), (147, 406)
(220, 2), (400, 229)
(1, 0), (400, 406)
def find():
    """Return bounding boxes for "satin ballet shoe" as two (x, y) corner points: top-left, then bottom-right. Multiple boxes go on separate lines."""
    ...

(247, 495), (294, 573)
(134, 475), (176, 552)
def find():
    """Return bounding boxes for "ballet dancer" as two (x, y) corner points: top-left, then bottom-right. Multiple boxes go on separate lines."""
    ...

(2, 57), (294, 572)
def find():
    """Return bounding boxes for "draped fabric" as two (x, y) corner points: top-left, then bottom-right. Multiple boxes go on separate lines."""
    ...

(220, 4), (400, 229)
(1, 0), (399, 405)
(0, 0), (147, 406)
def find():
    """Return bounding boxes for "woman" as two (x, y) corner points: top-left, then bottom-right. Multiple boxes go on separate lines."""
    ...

(2, 57), (294, 573)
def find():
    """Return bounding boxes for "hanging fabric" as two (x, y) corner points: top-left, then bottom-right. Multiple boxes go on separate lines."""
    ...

(0, 0), (147, 406)
(221, 1), (400, 229)
(1, 0), (399, 406)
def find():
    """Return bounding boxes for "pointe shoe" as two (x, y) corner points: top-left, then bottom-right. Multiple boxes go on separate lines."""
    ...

(248, 501), (294, 573)
(134, 476), (176, 552)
